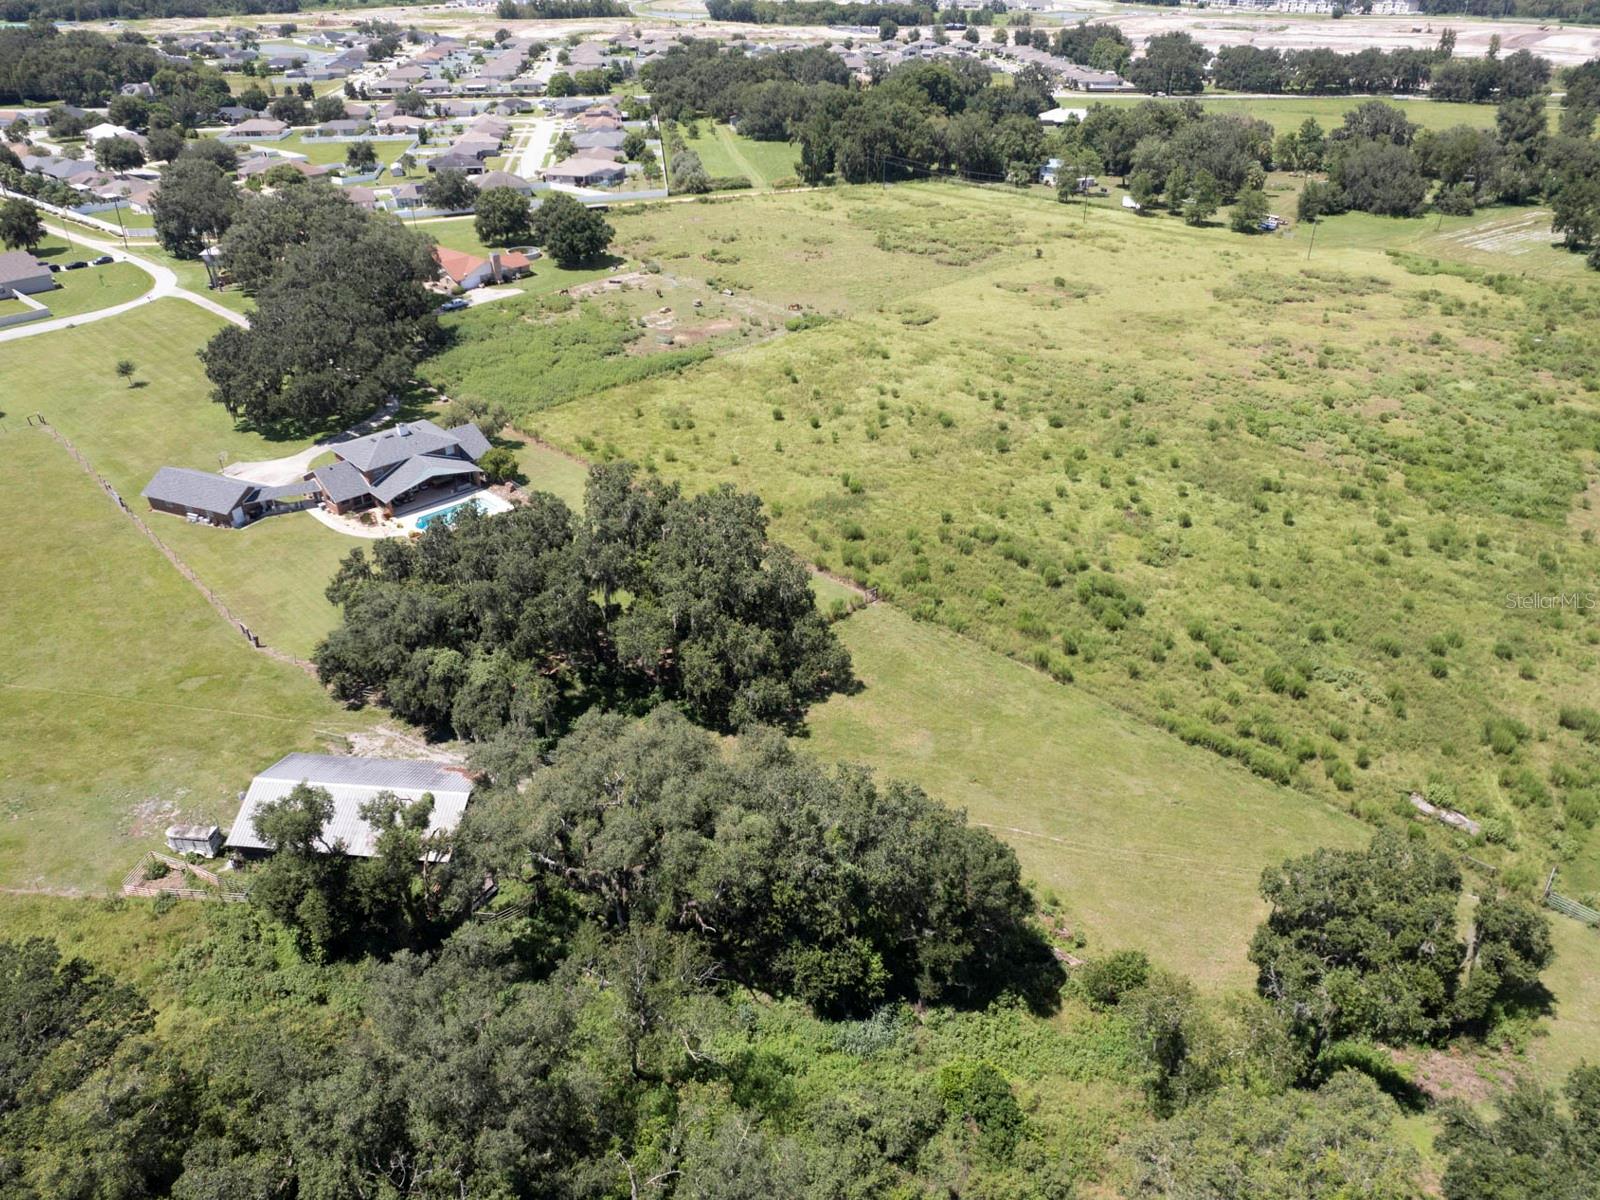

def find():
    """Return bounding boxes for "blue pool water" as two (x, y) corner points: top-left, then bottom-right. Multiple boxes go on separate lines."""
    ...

(415, 499), (483, 530)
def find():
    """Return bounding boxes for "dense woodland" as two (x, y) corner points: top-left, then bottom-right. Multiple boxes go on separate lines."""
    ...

(1121, 0), (1600, 18)
(705, 0), (996, 26)
(0, 23), (229, 116)
(492, 0), (629, 19)
(0, 702), (1580, 1196)
(641, 42), (1600, 263)
(0, 0), (296, 18)
(315, 463), (853, 757)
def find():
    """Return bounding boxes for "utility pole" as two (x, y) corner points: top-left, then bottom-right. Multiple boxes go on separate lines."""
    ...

(1305, 218), (1317, 261)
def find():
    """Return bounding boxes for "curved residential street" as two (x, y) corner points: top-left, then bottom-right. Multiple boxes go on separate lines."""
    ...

(0, 223), (248, 344)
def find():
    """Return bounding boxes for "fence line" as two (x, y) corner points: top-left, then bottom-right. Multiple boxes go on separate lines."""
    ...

(1542, 866), (1600, 928)
(120, 851), (248, 903)
(33, 420), (316, 675)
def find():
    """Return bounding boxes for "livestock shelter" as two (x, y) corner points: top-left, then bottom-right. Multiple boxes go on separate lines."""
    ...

(226, 754), (474, 858)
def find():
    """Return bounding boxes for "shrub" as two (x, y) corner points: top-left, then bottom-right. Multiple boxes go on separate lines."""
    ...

(1074, 950), (1151, 1009)
(1483, 715), (1530, 757)
(477, 446), (517, 483)
(1558, 706), (1600, 743)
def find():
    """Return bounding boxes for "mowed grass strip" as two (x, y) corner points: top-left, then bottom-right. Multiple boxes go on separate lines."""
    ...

(807, 604), (1364, 989)
(0, 300), (363, 657)
(0, 430), (373, 893)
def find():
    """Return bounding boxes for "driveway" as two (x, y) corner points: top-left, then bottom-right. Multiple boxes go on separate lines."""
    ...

(0, 221), (248, 344)
(222, 396), (401, 486)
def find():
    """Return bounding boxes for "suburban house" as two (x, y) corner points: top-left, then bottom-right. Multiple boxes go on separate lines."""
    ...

(311, 118), (371, 137)
(427, 150), (485, 175)
(226, 753), (474, 859)
(572, 129), (624, 152)
(237, 156), (329, 181)
(470, 169), (534, 195)
(221, 117), (290, 141)
(311, 418), (493, 516)
(434, 246), (533, 290)
(0, 250), (55, 297)
(541, 155), (626, 187)
(140, 466), (317, 527)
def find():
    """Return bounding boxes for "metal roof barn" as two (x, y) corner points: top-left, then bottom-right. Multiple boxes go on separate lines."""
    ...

(227, 754), (473, 858)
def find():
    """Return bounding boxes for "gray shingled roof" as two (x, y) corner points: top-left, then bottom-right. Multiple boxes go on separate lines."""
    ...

(226, 753), (473, 858)
(444, 421), (491, 460)
(313, 459), (373, 504)
(141, 466), (254, 515)
(0, 250), (49, 288)
(371, 455), (479, 504)
(336, 420), (485, 473)
(470, 169), (529, 191)
(572, 130), (624, 150)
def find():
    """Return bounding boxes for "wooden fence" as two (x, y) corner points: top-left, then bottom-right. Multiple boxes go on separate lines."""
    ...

(121, 851), (248, 903)
(31, 419), (314, 675)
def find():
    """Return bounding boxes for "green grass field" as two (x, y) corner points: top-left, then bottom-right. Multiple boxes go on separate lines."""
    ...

(525, 183), (1600, 892)
(1073, 93), (1537, 135)
(0, 428), (374, 893)
(26, 231), (151, 315)
(32, 262), (149, 317)
(270, 132), (418, 171)
(0, 301), (362, 658)
(809, 603), (1363, 989)
(676, 122), (800, 189)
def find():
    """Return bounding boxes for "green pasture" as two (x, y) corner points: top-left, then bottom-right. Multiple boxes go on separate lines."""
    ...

(527, 183), (1600, 894)
(809, 603), (1364, 989)
(0, 300), (362, 658)
(26, 231), (151, 315)
(673, 121), (800, 189)
(0, 428), (373, 894)
(1072, 93), (1519, 135)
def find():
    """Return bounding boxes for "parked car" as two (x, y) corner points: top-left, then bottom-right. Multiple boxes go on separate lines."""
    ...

(91, 254), (114, 266)
(63, 260), (88, 270)
(437, 297), (469, 312)
(44, 262), (61, 273)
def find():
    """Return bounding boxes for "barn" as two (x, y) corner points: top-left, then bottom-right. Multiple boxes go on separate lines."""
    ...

(226, 754), (475, 858)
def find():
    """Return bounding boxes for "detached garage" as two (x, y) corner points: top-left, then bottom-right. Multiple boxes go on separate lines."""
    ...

(141, 466), (257, 527)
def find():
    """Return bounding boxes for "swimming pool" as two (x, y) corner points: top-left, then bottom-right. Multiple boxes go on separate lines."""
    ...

(414, 499), (483, 530)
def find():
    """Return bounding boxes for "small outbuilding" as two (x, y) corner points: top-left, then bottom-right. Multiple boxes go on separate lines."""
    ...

(166, 824), (224, 856)
(141, 466), (258, 526)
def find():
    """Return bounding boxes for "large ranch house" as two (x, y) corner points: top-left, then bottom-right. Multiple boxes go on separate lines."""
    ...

(141, 420), (493, 527)
(312, 419), (491, 517)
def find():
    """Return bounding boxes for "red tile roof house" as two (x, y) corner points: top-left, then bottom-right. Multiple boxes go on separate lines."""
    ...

(312, 420), (493, 517)
(433, 246), (532, 291)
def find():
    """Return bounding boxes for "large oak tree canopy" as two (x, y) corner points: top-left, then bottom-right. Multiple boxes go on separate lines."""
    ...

(314, 463), (854, 748)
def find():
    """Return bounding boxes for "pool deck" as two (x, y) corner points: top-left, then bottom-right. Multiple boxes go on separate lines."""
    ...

(304, 488), (513, 539)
